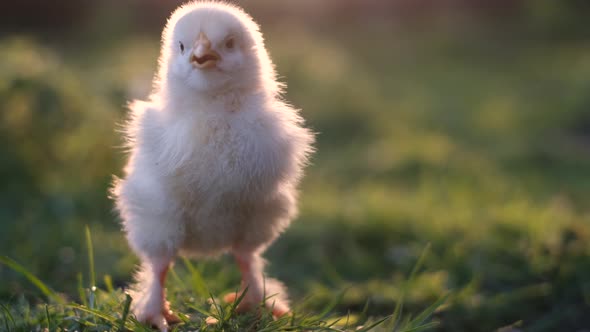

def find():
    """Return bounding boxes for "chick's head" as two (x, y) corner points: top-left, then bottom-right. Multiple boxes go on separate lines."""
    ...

(159, 2), (275, 94)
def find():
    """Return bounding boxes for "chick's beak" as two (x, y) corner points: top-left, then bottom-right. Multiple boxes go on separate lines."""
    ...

(191, 32), (220, 69)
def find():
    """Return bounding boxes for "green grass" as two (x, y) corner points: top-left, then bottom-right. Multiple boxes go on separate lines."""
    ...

(2, 4), (590, 331)
(0, 236), (445, 332)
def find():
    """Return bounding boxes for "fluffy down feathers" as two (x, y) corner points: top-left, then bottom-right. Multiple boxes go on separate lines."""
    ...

(111, 1), (313, 330)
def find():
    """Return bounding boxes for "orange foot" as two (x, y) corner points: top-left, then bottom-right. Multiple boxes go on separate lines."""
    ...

(163, 309), (182, 325)
(223, 292), (290, 318)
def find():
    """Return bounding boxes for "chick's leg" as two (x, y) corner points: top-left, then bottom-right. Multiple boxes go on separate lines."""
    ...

(132, 256), (180, 331)
(158, 263), (182, 325)
(229, 251), (290, 317)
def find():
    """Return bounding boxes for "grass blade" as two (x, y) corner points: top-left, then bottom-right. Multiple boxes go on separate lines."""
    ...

(77, 272), (87, 306)
(408, 243), (430, 283)
(1, 312), (9, 332)
(318, 288), (347, 319)
(0, 256), (60, 303)
(104, 275), (114, 293)
(398, 321), (439, 332)
(85, 225), (96, 288)
(185, 303), (213, 317)
(1, 303), (15, 331)
(388, 295), (404, 331)
(358, 299), (370, 325)
(355, 315), (391, 332)
(404, 294), (449, 330)
(68, 303), (119, 325)
(169, 265), (188, 290)
(230, 286), (249, 314)
(117, 293), (132, 331)
(387, 243), (433, 330)
(208, 292), (225, 321)
(182, 257), (208, 298)
(45, 304), (51, 330)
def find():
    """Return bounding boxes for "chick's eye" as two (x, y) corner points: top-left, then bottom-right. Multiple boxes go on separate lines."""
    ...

(225, 38), (235, 50)
(179, 42), (185, 54)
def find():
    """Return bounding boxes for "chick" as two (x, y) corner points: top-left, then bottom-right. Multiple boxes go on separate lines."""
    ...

(111, 1), (314, 331)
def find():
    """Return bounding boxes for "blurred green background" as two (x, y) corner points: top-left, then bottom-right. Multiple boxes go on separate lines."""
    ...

(1, 0), (590, 331)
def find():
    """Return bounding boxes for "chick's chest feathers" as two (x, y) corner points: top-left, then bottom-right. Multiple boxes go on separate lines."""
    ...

(135, 94), (301, 201)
